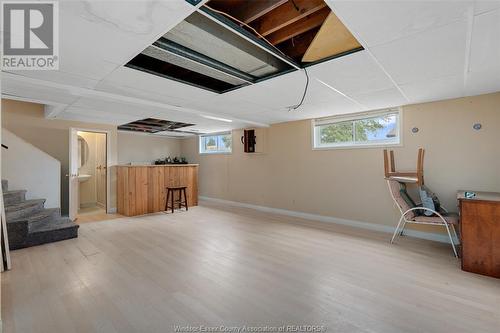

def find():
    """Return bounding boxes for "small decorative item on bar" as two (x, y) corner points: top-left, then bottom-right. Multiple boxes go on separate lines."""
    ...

(154, 156), (189, 165)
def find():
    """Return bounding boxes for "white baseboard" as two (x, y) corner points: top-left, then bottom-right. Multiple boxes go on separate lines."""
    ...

(199, 196), (452, 244)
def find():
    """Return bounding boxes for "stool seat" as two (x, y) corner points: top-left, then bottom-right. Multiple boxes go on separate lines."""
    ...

(165, 186), (188, 213)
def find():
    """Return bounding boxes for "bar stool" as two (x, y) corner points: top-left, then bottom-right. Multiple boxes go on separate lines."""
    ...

(165, 186), (188, 213)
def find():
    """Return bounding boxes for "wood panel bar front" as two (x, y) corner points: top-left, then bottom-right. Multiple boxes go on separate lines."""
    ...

(117, 165), (199, 217)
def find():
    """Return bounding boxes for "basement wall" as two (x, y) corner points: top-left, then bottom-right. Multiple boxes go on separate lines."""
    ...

(181, 92), (500, 235)
(1, 99), (118, 215)
(117, 131), (182, 165)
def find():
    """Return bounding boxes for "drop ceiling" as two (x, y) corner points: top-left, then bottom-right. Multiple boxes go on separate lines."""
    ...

(2, 0), (500, 135)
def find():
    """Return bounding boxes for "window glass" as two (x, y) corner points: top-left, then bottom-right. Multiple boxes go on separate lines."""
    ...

(314, 110), (400, 149)
(200, 132), (232, 154)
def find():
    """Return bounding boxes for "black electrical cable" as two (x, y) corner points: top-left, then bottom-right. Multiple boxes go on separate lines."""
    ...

(288, 67), (309, 111)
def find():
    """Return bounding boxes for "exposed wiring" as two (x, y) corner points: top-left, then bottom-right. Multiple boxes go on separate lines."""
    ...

(203, 4), (288, 58)
(202, 4), (308, 112)
(287, 67), (309, 112)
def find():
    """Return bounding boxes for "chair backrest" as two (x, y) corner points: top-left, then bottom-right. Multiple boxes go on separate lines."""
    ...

(387, 180), (416, 219)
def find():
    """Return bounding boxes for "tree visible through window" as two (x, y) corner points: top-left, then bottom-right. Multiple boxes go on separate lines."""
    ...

(314, 110), (400, 148)
(200, 132), (232, 153)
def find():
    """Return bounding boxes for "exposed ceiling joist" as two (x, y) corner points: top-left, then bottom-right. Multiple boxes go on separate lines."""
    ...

(267, 7), (331, 45)
(239, 0), (288, 23)
(253, 0), (327, 37)
(276, 27), (320, 60)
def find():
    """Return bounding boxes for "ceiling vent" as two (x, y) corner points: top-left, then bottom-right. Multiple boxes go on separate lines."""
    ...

(118, 118), (195, 134)
(125, 0), (362, 93)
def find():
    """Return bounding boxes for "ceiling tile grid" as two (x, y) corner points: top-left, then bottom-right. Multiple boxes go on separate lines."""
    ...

(2, 0), (500, 134)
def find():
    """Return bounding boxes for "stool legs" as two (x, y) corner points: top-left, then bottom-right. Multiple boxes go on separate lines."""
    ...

(164, 187), (188, 213)
(165, 189), (170, 211)
(171, 189), (175, 213)
(183, 188), (188, 211)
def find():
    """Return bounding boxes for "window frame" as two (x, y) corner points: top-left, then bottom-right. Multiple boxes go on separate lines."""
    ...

(199, 131), (233, 155)
(312, 108), (403, 150)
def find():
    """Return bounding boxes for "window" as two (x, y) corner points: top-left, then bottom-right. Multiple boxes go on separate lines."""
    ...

(313, 109), (401, 149)
(199, 132), (232, 154)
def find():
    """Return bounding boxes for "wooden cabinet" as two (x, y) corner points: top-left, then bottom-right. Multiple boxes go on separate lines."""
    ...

(239, 128), (267, 154)
(458, 191), (500, 278)
(117, 165), (198, 217)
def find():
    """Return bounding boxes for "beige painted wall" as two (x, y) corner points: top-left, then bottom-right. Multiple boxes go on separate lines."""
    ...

(181, 92), (500, 233)
(1, 99), (118, 215)
(117, 131), (182, 165)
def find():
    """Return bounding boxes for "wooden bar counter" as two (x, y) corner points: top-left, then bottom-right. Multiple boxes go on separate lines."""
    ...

(117, 164), (198, 216)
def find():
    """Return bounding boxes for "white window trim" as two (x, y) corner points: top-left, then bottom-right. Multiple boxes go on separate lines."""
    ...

(312, 108), (403, 150)
(199, 131), (233, 155)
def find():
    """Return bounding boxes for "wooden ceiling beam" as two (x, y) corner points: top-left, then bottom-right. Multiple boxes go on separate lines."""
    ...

(253, 0), (327, 37)
(276, 27), (320, 61)
(267, 7), (330, 45)
(239, 0), (289, 23)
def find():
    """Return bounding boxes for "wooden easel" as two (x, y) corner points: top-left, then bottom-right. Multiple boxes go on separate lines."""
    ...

(383, 148), (425, 186)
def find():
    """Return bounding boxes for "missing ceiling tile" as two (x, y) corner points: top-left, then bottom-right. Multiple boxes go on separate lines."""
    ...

(118, 118), (195, 134)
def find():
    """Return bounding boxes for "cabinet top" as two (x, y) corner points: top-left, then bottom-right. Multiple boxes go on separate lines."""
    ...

(117, 164), (199, 168)
(457, 190), (500, 203)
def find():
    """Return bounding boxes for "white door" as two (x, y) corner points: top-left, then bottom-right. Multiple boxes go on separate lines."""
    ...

(96, 133), (107, 209)
(69, 129), (79, 221)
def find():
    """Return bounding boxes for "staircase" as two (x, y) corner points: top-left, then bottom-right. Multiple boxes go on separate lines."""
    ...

(2, 179), (79, 250)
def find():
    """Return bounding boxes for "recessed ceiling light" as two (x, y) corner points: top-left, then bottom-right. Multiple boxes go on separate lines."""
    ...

(201, 115), (233, 123)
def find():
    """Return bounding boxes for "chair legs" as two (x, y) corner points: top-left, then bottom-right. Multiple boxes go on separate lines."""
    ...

(444, 223), (458, 258)
(391, 215), (459, 258)
(391, 215), (406, 244)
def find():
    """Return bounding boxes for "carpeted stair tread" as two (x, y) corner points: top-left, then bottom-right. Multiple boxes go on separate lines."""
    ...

(3, 189), (27, 195)
(5, 199), (46, 221)
(8, 207), (60, 223)
(2, 178), (79, 249)
(3, 190), (27, 205)
(30, 219), (78, 233)
(5, 198), (45, 211)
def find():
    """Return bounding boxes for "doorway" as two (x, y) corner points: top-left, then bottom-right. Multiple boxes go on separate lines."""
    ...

(69, 129), (109, 221)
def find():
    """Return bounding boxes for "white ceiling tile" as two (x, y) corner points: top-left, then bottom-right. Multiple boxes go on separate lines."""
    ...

(225, 70), (306, 109)
(328, 0), (472, 47)
(474, 0), (500, 14)
(71, 97), (159, 118)
(96, 66), (215, 104)
(1, 77), (79, 105)
(400, 75), (465, 103)
(370, 20), (467, 85)
(350, 88), (407, 110)
(5, 70), (100, 89)
(469, 8), (500, 72)
(307, 51), (396, 95)
(60, 0), (194, 64)
(59, 107), (139, 125)
(465, 68), (500, 95)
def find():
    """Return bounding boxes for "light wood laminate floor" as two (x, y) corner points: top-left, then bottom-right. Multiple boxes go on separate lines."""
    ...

(2, 202), (499, 333)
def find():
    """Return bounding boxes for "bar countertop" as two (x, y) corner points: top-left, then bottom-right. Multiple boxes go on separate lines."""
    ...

(117, 164), (199, 167)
